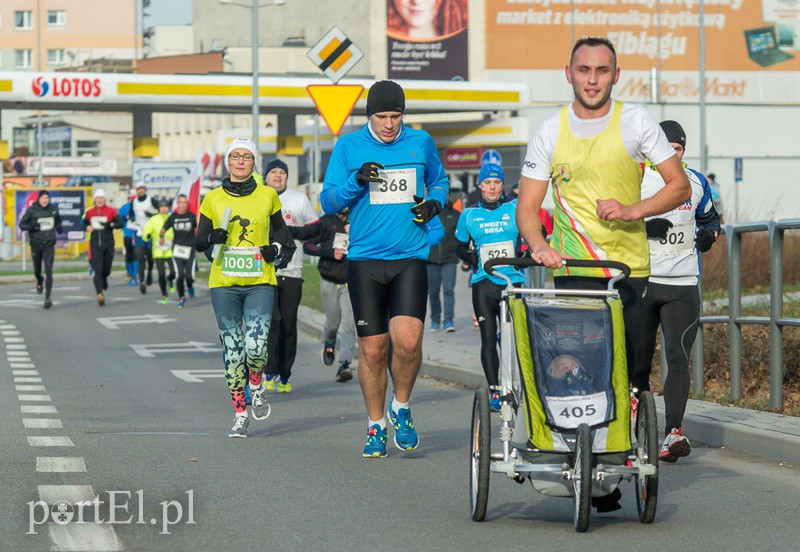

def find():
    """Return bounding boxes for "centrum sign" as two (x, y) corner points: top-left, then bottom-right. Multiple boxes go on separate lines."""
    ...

(132, 161), (195, 190)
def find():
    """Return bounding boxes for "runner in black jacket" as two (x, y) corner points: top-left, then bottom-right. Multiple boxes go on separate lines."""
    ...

(19, 190), (62, 309)
(291, 210), (357, 382)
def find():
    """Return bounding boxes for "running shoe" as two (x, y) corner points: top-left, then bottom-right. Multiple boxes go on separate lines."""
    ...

(128, 278), (136, 287)
(659, 426), (691, 463)
(36, 283), (43, 294)
(251, 382), (271, 420)
(159, 296), (170, 305)
(489, 390), (502, 412)
(228, 414), (249, 438)
(277, 380), (292, 393)
(592, 487), (622, 513)
(321, 341), (335, 366)
(169, 282), (177, 294)
(430, 321), (440, 332)
(177, 298), (186, 309)
(362, 424), (388, 458)
(336, 361), (353, 383)
(264, 373), (279, 391)
(444, 320), (456, 333)
(43, 298), (52, 310)
(188, 286), (195, 298)
(97, 292), (105, 307)
(140, 282), (147, 294)
(387, 400), (419, 451)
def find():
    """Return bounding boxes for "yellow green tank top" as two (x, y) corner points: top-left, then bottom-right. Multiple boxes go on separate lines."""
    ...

(550, 101), (648, 278)
(199, 185), (282, 288)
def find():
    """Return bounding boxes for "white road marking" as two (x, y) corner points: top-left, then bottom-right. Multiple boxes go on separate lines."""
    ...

(97, 314), (175, 330)
(13, 369), (39, 376)
(7, 350), (31, 356)
(170, 369), (225, 383)
(4, 336), (25, 342)
(28, 436), (74, 446)
(23, 418), (63, 429)
(38, 484), (122, 550)
(1, 329), (21, 335)
(18, 394), (52, 402)
(6, 343), (28, 349)
(131, 341), (220, 358)
(16, 385), (47, 392)
(10, 363), (36, 369)
(36, 457), (86, 472)
(22, 405), (58, 414)
(14, 377), (42, 383)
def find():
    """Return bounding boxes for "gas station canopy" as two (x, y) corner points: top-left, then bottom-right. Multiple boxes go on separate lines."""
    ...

(0, 71), (529, 115)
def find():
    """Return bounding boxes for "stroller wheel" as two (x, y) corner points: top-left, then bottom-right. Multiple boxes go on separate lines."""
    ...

(635, 390), (659, 523)
(573, 423), (592, 532)
(470, 388), (491, 521)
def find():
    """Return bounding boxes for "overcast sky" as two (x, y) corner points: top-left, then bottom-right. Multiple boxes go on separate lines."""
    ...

(143, 0), (193, 27)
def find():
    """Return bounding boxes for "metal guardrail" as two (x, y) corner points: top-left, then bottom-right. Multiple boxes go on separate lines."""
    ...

(692, 219), (800, 411)
(527, 219), (800, 411)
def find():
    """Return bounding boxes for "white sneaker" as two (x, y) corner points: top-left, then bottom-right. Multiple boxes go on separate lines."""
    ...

(251, 383), (271, 420)
(659, 426), (691, 462)
(228, 414), (249, 438)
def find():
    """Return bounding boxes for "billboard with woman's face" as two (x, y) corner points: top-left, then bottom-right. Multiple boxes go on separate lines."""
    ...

(387, 0), (469, 80)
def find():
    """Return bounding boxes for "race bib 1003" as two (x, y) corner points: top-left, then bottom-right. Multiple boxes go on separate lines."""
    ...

(220, 246), (263, 278)
(650, 221), (693, 256)
(480, 240), (515, 269)
(369, 168), (416, 205)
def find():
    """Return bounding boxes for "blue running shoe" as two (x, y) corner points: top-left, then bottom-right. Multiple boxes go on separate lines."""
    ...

(363, 424), (388, 458)
(387, 401), (419, 451)
(188, 286), (195, 298)
(489, 390), (502, 412)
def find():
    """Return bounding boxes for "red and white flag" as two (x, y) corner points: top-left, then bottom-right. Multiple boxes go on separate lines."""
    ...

(175, 152), (203, 214)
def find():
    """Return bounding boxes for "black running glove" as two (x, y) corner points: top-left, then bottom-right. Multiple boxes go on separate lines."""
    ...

(207, 228), (228, 245)
(464, 249), (479, 268)
(645, 218), (673, 240)
(695, 228), (717, 253)
(260, 243), (281, 264)
(410, 195), (442, 224)
(355, 162), (384, 186)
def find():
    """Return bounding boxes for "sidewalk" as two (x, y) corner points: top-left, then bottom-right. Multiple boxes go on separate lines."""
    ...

(296, 266), (800, 467)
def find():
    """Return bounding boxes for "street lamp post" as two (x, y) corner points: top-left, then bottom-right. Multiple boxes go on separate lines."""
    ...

(220, 0), (286, 151)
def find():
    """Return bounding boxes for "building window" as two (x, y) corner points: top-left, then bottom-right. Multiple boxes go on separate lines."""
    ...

(48, 49), (66, 66)
(43, 140), (71, 157)
(76, 140), (101, 156)
(15, 10), (33, 30)
(47, 10), (67, 26)
(15, 49), (33, 68)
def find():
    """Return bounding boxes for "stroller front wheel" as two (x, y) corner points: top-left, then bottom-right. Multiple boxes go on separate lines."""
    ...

(470, 388), (491, 521)
(573, 423), (592, 532)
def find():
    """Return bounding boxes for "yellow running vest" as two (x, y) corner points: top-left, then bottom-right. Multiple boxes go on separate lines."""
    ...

(550, 101), (648, 278)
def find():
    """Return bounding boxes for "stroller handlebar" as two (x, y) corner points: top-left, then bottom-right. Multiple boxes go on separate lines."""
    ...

(484, 256), (632, 279)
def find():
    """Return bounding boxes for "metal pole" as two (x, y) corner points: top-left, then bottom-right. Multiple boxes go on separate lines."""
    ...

(36, 0), (44, 187)
(252, 0), (259, 148)
(699, 0), (708, 173)
(768, 222), (783, 410)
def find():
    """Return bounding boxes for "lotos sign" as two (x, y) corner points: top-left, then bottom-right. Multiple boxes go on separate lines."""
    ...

(31, 75), (102, 100)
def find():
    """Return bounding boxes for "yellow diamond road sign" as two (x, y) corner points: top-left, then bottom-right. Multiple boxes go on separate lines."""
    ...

(307, 26), (364, 84)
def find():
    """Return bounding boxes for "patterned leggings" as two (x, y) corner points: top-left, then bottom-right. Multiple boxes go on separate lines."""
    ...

(210, 285), (276, 413)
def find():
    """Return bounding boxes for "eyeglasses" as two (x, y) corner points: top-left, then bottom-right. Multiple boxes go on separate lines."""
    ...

(229, 153), (255, 161)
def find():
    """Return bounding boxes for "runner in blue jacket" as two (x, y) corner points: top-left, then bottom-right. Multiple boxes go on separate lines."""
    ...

(320, 80), (449, 458)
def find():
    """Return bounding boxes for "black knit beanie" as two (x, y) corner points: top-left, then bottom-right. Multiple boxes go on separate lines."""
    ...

(264, 158), (289, 179)
(366, 81), (405, 117)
